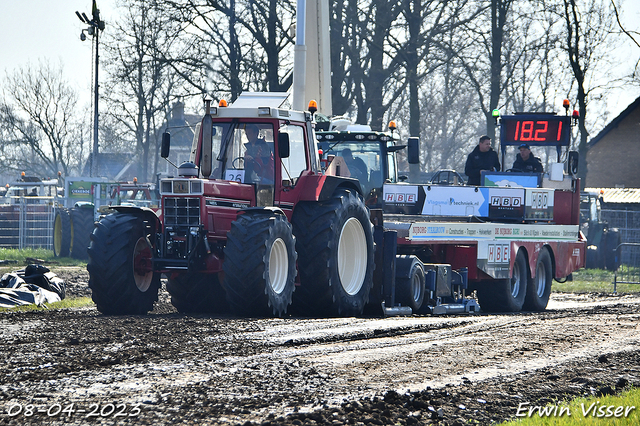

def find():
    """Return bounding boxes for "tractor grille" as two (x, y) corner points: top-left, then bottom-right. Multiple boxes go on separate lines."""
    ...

(164, 197), (200, 226)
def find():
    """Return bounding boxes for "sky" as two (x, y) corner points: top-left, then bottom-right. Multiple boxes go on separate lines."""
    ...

(0, 0), (117, 109)
(0, 0), (640, 119)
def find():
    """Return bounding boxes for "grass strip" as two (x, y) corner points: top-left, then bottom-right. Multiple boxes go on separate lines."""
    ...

(554, 269), (640, 294)
(0, 297), (94, 313)
(502, 388), (639, 425)
(0, 248), (86, 267)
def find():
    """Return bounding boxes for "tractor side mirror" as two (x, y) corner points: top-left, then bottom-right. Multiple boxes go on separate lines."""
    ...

(407, 137), (420, 164)
(200, 115), (213, 177)
(568, 150), (579, 176)
(161, 132), (171, 158)
(278, 132), (290, 159)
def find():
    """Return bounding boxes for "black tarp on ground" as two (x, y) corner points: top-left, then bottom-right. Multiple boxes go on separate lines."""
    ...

(0, 264), (66, 308)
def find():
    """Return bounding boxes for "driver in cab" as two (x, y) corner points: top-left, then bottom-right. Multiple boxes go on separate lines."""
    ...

(243, 124), (274, 183)
(341, 148), (368, 181)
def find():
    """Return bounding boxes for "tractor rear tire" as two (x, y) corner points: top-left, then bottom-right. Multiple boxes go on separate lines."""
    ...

(167, 272), (228, 314)
(477, 249), (528, 312)
(70, 207), (94, 260)
(222, 212), (297, 317)
(292, 189), (374, 317)
(87, 212), (160, 314)
(523, 248), (553, 311)
(395, 255), (425, 312)
(53, 208), (71, 257)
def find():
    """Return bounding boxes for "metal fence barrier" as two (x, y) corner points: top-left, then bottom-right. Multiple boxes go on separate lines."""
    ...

(0, 197), (55, 250)
(0, 193), (159, 252)
(613, 242), (640, 292)
(601, 209), (640, 244)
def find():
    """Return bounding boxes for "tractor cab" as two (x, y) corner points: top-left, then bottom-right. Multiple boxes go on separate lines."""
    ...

(161, 93), (318, 210)
(316, 119), (411, 208)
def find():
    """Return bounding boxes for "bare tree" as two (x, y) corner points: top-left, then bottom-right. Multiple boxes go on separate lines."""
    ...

(0, 61), (86, 177)
(159, 0), (296, 102)
(330, 0), (415, 128)
(329, 0), (362, 117)
(402, 0), (479, 138)
(452, 0), (521, 144)
(611, 0), (640, 50)
(104, 0), (192, 181)
(562, 0), (618, 183)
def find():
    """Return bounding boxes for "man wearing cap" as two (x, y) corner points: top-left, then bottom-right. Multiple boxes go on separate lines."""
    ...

(512, 143), (543, 173)
(464, 135), (501, 186)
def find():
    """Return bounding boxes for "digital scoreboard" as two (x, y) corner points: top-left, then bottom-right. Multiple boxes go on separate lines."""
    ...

(500, 114), (572, 146)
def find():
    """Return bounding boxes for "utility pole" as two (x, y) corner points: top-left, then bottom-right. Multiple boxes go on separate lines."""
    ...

(76, 1), (105, 177)
(292, 0), (332, 115)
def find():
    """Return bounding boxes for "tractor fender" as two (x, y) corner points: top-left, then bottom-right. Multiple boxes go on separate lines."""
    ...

(317, 175), (362, 201)
(108, 205), (161, 232)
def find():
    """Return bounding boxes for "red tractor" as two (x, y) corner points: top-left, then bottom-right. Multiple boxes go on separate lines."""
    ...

(87, 95), (586, 317)
(87, 94), (374, 316)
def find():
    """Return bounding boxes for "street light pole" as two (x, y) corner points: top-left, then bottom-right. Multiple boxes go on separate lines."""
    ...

(92, 26), (100, 178)
(76, 1), (105, 177)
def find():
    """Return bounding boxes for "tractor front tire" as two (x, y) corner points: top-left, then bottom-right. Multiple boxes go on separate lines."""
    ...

(87, 212), (160, 314)
(53, 208), (71, 257)
(222, 212), (297, 317)
(292, 189), (374, 317)
(167, 272), (228, 314)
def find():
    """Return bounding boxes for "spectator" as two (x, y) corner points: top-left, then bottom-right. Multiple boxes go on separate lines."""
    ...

(464, 135), (501, 186)
(512, 143), (543, 173)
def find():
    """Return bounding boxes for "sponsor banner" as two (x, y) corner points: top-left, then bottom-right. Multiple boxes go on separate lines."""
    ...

(477, 241), (512, 278)
(68, 181), (93, 199)
(409, 222), (579, 242)
(486, 187), (525, 219)
(421, 186), (486, 216)
(383, 184), (526, 219)
(383, 184), (419, 205)
(382, 184), (422, 214)
(524, 188), (554, 220)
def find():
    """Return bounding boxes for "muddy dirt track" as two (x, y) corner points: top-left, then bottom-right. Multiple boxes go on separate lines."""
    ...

(0, 267), (639, 425)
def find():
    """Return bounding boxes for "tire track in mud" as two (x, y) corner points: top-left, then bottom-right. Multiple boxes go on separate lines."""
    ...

(0, 294), (639, 425)
(200, 297), (640, 413)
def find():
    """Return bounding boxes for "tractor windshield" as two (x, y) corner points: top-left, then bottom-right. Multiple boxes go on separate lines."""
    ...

(210, 122), (275, 185)
(320, 141), (384, 195)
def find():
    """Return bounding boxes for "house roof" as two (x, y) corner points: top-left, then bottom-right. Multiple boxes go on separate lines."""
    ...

(165, 101), (199, 148)
(584, 187), (640, 204)
(589, 96), (640, 147)
(82, 152), (137, 180)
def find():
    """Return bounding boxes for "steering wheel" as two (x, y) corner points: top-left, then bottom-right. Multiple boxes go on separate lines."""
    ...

(232, 157), (245, 169)
(429, 169), (466, 185)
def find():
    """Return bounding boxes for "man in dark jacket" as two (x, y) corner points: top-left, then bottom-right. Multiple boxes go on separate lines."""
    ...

(512, 143), (543, 173)
(243, 124), (274, 183)
(464, 135), (501, 186)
